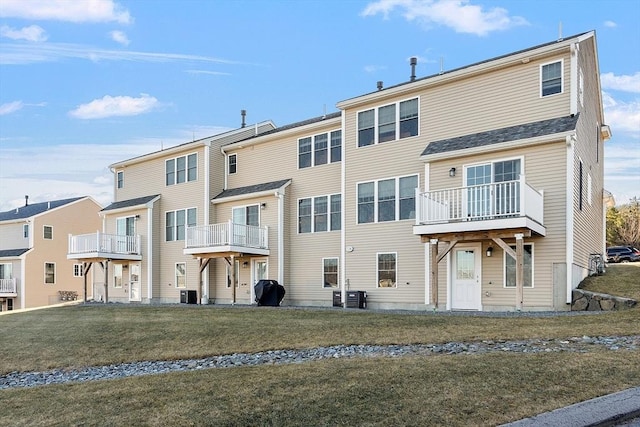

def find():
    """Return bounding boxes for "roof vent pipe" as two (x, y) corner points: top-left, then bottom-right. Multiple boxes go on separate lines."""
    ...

(25, 195), (29, 206)
(241, 110), (246, 128)
(377, 81), (383, 91)
(410, 57), (417, 82)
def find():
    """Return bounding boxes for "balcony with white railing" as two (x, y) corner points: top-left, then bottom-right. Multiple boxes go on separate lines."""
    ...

(184, 221), (269, 257)
(0, 278), (17, 296)
(67, 232), (142, 261)
(413, 175), (546, 237)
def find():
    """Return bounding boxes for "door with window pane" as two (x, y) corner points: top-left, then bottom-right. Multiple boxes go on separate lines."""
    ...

(451, 245), (481, 310)
(493, 159), (521, 216)
(465, 165), (491, 219)
(232, 205), (259, 246)
(116, 216), (135, 253)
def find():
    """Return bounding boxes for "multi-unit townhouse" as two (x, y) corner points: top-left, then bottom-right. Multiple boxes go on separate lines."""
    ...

(0, 196), (102, 310)
(68, 31), (609, 311)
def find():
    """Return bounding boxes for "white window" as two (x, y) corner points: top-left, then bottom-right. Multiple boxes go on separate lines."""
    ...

(166, 153), (197, 185)
(298, 130), (341, 169)
(358, 98), (418, 147)
(73, 264), (83, 277)
(298, 194), (341, 233)
(113, 264), (123, 288)
(175, 263), (186, 288)
(166, 208), (196, 241)
(23, 224), (28, 238)
(232, 205), (259, 227)
(45, 262), (55, 284)
(0, 263), (12, 280)
(377, 253), (397, 288)
(541, 60), (562, 97)
(357, 175), (418, 224)
(465, 158), (522, 218)
(43, 225), (53, 240)
(323, 258), (338, 288)
(229, 154), (237, 174)
(504, 244), (533, 288)
(117, 171), (124, 189)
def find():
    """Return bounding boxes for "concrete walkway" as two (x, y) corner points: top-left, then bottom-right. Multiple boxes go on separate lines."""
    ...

(502, 386), (640, 427)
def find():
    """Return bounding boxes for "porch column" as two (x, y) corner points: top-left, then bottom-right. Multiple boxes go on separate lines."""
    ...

(82, 262), (93, 303)
(430, 239), (438, 308)
(515, 233), (524, 310)
(230, 255), (236, 305)
(104, 260), (109, 304)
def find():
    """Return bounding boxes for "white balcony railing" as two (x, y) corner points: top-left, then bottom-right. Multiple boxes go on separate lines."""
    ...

(0, 278), (17, 294)
(68, 232), (141, 256)
(415, 176), (544, 226)
(186, 221), (268, 250)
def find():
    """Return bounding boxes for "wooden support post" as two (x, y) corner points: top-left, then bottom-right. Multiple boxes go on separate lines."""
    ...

(430, 239), (438, 308)
(230, 255), (236, 305)
(515, 233), (524, 311)
(82, 262), (92, 303)
(104, 260), (109, 304)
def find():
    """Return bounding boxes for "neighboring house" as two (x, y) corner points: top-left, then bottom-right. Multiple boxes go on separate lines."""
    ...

(0, 197), (102, 310)
(69, 31), (609, 311)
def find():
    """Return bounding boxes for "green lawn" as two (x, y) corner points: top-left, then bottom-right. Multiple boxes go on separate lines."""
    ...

(1, 264), (639, 426)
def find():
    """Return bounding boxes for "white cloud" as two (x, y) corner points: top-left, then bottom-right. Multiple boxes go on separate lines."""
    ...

(0, 101), (24, 115)
(362, 0), (529, 36)
(109, 30), (130, 46)
(185, 69), (231, 76)
(603, 20), (617, 28)
(601, 72), (640, 93)
(0, 25), (47, 42)
(68, 94), (161, 119)
(364, 65), (387, 73)
(0, 0), (132, 24)
(602, 92), (640, 136)
(0, 42), (239, 65)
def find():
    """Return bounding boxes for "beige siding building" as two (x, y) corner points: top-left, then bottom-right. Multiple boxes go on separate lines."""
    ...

(68, 31), (609, 312)
(0, 197), (102, 311)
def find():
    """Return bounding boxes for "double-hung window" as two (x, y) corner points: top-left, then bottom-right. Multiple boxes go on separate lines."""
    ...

(117, 171), (124, 189)
(43, 225), (53, 240)
(314, 134), (328, 166)
(541, 60), (562, 96)
(229, 154), (237, 174)
(113, 264), (123, 288)
(299, 130), (342, 169)
(166, 153), (197, 185)
(299, 194), (341, 233)
(377, 253), (397, 288)
(175, 263), (186, 288)
(45, 262), (55, 284)
(23, 224), (28, 238)
(357, 175), (418, 224)
(323, 258), (338, 288)
(358, 98), (418, 147)
(73, 264), (83, 277)
(504, 244), (533, 288)
(330, 130), (342, 162)
(166, 208), (196, 241)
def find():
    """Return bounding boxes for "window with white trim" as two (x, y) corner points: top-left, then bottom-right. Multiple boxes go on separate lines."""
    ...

(229, 154), (237, 174)
(377, 253), (397, 288)
(117, 171), (124, 189)
(166, 208), (196, 241)
(175, 263), (186, 288)
(323, 258), (338, 288)
(358, 98), (418, 147)
(45, 262), (55, 284)
(166, 153), (197, 185)
(504, 244), (533, 288)
(23, 224), (28, 238)
(113, 264), (123, 288)
(43, 225), (53, 240)
(73, 264), (83, 277)
(0, 263), (12, 280)
(298, 130), (342, 169)
(298, 194), (341, 233)
(541, 60), (562, 97)
(357, 175), (418, 224)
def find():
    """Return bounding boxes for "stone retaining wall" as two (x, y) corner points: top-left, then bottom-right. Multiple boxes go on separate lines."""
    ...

(572, 289), (637, 311)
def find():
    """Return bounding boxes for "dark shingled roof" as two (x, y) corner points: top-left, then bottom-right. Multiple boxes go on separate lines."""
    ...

(101, 195), (160, 212)
(0, 197), (84, 222)
(229, 112), (341, 145)
(0, 248), (30, 258)
(421, 114), (580, 156)
(213, 179), (291, 200)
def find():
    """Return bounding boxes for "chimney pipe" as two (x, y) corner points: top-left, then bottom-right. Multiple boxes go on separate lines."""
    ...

(241, 110), (246, 128)
(410, 57), (417, 82)
(25, 195), (29, 206)
(377, 81), (383, 91)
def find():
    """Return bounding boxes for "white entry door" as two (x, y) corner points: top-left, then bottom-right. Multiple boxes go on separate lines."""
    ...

(129, 263), (141, 302)
(451, 245), (481, 310)
(252, 259), (268, 304)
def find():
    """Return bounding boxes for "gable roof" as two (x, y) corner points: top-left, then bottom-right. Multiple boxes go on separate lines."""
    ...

(0, 248), (30, 258)
(421, 114), (580, 157)
(101, 195), (161, 212)
(213, 179), (292, 202)
(0, 197), (85, 222)
(232, 112), (342, 143)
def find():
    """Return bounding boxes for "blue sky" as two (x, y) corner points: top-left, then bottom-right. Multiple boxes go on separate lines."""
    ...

(0, 0), (638, 211)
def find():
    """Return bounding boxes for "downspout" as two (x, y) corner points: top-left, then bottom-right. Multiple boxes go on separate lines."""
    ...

(340, 111), (346, 306)
(566, 134), (576, 304)
(147, 206), (153, 301)
(423, 163), (430, 306)
(220, 146), (228, 190)
(276, 190), (285, 285)
(202, 143), (210, 303)
(570, 42), (579, 116)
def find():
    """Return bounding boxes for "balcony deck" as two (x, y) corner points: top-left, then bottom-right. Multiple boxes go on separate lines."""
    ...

(184, 221), (269, 258)
(67, 232), (142, 261)
(413, 177), (545, 240)
(0, 278), (17, 297)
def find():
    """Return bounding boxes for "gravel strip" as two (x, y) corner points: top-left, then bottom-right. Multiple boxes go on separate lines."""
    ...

(1, 335), (638, 390)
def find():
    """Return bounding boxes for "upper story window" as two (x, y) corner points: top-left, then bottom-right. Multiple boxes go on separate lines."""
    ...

(298, 194), (341, 233)
(229, 154), (237, 174)
(166, 153), (197, 186)
(43, 225), (53, 240)
(358, 98), (418, 147)
(117, 171), (124, 189)
(23, 224), (29, 238)
(357, 175), (418, 224)
(299, 130), (342, 169)
(166, 208), (196, 241)
(541, 60), (562, 97)
(233, 205), (259, 226)
(117, 216), (136, 236)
